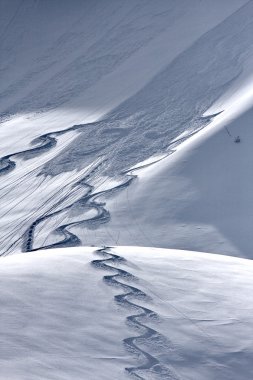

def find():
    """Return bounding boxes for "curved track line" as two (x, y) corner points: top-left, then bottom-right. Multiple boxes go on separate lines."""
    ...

(0, 104), (212, 178)
(0, 118), (92, 177)
(0, 119), (125, 177)
(0, 115), (135, 254)
(0, 109), (214, 254)
(0, 131), (65, 175)
(92, 247), (177, 380)
(24, 174), (135, 252)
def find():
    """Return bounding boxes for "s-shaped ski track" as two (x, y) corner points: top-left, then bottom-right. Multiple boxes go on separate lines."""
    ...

(92, 247), (178, 380)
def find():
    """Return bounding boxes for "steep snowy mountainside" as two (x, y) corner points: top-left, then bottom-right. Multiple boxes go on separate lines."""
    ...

(102, 96), (253, 258)
(50, 0), (253, 178)
(0, 246), (253, 380)
(0, 0), (247, 121)
(31, 0), (253, 257)
(0, 0), (247, 155)
(2, 2), (253, 379)
(0, 0), (253, 257)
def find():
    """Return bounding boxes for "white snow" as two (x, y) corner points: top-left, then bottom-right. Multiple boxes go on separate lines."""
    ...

(100, 91), (253, 258)
(0, 0), (247, 156)
(0, 246), (253, 380)
(1, 1), (253, 379)
(1, 0), (253, 256)
(2, 0), (253, 257)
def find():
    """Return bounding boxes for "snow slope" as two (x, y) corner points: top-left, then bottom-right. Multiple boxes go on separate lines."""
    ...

(102, 90), (253, 258)
(1, 2), (253, 379)
(1, 0), (253, 255)
(0, 0), (247, 118)
(0, 246), (253, 380)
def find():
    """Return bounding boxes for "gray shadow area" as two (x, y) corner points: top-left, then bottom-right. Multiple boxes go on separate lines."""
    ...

(43, 1), (253, 178)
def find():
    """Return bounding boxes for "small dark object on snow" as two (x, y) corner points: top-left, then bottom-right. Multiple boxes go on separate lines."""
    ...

(234, 136), (240, 143)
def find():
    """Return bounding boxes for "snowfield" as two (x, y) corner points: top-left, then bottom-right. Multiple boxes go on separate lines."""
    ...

(1, 0), (253, 256)
(1, 0), (253, 379)
(102, 99), (253, 258)
(0, 247), (253, 380)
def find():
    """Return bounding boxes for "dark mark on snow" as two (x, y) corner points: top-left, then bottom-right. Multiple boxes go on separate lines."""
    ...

(23, 173), (135, 252)
(92, 247), (177, 379)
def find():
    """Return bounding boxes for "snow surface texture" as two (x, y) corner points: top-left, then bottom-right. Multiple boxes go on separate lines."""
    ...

(2, 1), (253, 379)
(0, 247), (253, 380)
(0, 0), (253, 256)
(100, 103), (253, 258)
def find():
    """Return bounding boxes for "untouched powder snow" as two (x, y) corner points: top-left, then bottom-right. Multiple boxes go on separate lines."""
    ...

(0, 246), (253, 380)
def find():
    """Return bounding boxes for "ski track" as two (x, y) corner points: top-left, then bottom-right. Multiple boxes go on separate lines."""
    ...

(0, 124), (175, 377)
(92, 247), (176, 380)
(0, 104), (217, 255)
(0, 118), (194, 378)
(0, 119), (135, 254)
(25, 165), (135, 251)
(23, 173), (134, 252)
(0, 129), (68, 176)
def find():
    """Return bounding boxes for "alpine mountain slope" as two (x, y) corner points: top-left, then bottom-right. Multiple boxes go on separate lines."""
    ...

(1, 1), (253, 379)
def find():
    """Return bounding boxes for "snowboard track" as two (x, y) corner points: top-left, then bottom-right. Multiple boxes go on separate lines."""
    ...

(0, 122), (173, 377)
(92, 247), (176, 380)
(0, 133), (58, 175)
(0, 121), (136, 254)
(0, 112), (212, 255)
(23, 174), (134, 253)
(0, 121), (187, 378)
